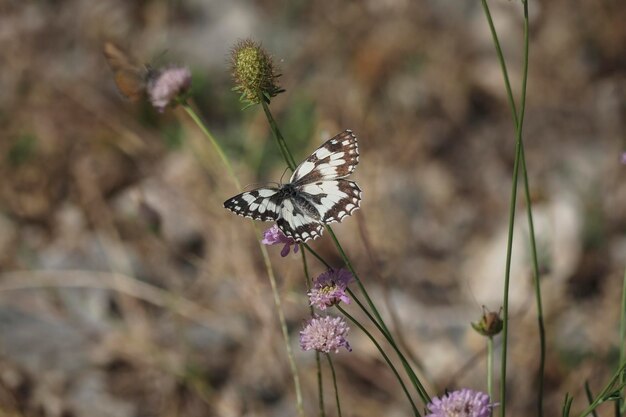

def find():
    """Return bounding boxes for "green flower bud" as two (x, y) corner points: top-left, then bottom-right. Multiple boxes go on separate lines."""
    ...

(230, 39), (284, 108)
(471, 307), (503, 337)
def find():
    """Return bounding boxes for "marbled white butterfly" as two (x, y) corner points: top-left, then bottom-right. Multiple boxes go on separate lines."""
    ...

(223, 129), (362, 242)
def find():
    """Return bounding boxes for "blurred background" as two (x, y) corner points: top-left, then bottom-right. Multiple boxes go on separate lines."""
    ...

(0, 0), (625, 416)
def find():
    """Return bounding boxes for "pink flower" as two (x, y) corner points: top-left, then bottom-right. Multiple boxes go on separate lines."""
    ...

(426, 389), (493, 417)
(299, 315), (351, 354)
(308, 269), (353, 310)
(261, 225), (298, 257)
(148, 66), (192, 111)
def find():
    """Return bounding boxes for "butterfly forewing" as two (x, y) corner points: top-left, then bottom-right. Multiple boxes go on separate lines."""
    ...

(290, 129), (359, 185)
(223, 188), (282, 221)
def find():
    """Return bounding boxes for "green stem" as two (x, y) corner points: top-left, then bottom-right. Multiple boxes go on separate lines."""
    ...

(346, 288), (430, 404)
(479, 1), (533, 416)
(260, 100), (297, 170)
(302, 250), (326, 417)
(182, 102), (304, 417)
(182, 103), (241, 190)
(326, 354), (343, 417)
(583, 381), (599, 417)
(618, 269), (626, 414)
(488, 337), (494, 417)
(337, 306), (421, 416)
(327, 227), (391, 337)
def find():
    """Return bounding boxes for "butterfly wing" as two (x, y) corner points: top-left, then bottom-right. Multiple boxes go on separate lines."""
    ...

(290, 129), (359, 184)
(276, 198), (325, 243)
(223, 188), (282, 221)
(103, 42), (150, 100)
(299, 179), (362, 224)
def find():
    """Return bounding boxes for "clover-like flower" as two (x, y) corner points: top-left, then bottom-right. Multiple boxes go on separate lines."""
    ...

(230, 39), (284, 107)
(148, 66), (192, 111)
(426, 389), (493, 417)
(308, 268), (353, 310)
(299, 315), (351, 354)
(261, 224), (298, 257)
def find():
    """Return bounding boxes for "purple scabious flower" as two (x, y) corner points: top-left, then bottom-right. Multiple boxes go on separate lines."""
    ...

(299, 315), (352, 354)
(261, 224), (298, 257)
(426, 389), (492, 417)
(308, 268), (353, 310)
(148, 66), (192, 111)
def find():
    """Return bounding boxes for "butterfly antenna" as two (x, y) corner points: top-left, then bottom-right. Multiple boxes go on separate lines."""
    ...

(279, 166), (291, 185)
(243, 182), (280, 191)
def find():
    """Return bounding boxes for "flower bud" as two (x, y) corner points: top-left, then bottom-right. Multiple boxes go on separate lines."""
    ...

(471, 307), (503, 337)
(230, 39), (284, 107)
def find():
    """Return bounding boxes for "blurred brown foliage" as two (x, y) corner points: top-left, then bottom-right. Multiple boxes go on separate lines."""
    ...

(0, 0), (625, 416)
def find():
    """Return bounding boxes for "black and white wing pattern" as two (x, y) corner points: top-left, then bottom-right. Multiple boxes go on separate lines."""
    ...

(223, 187), (282, 221)
(223, 129), (362, 243)
(290, 129), (359, 184)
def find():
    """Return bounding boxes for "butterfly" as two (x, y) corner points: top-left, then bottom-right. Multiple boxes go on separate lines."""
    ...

(223, 129), (362, 243)
(103, 42), (160, 101)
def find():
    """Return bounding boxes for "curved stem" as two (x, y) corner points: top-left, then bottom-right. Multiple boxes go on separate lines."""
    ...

(326, 354), (343, 417)
(181, 102), (304, 417)
(479, 2), (534, 416)
(346, 289), (430, 404)
(337, 306), (421, 416)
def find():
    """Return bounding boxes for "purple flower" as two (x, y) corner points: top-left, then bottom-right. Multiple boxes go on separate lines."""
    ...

(148, 66), (192, 111)
(308, 268), (353, 310)
(426, 389), (493, 417)
(299, 315), (352, 354)
(621, 152), (626, 165)
(261, 225), (298, 257)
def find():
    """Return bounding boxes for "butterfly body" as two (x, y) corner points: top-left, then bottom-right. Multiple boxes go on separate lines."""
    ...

(224, 130), (362, 242)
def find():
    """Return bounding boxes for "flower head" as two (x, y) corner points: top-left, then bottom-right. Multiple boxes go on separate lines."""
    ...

(308, 269), (353, 310)
(621, 152), (626, 165)
(300, 315), (351, 354)
(148, 66), (192, 111)
(261, 224), (298, 257)
(230, 39), (284, 107)
(426, 389), (492, 417)
(471, 307), (503, 337)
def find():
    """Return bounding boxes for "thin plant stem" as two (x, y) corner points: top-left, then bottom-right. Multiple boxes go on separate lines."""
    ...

(326, 354), (343, 417)
(337, 305), (421, 417)
(562, 393), (573, 417)
(479, 3), (544, 415)
(583, 381), (599, 417)
(260, 99), (297, 170)
(481, 0), (532, 417)
(302, 250), (325, 417)
(620, 267), (626, 414)
(303, 241), (430, 404)
(327, 227), (391, 337)
(577, 361), (626, 417)
(181, 102), (304, 417)
(488, 337), (494, 417)
(346, 288), (431, 404)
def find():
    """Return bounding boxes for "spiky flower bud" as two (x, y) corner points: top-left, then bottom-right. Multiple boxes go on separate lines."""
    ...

(230, 39), (284, 107)
(471, 307), (503, 337)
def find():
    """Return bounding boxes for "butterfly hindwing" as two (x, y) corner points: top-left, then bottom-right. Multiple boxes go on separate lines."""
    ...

(223, 188), (282, 221)
(290, 129), (359, 184)
(299, 180), (362, 224)
(276, 198), (325, 242)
